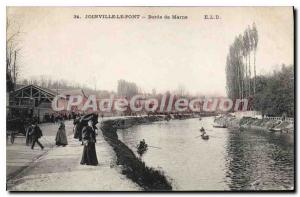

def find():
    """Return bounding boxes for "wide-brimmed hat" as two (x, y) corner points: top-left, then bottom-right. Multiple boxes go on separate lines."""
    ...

(80, 113), (98, 124)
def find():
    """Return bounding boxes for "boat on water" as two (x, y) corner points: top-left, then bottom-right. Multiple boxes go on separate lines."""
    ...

(212, 124), (227, 128)
(201, 134), (209, 140)
(199, 128), (209, 140)
(269, 127), (282, 132)
(200, 127), (205, 132)
(137, 145), (148, 155)
(137, 139), (148, 156)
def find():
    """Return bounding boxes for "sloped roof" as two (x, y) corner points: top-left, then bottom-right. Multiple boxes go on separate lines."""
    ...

(12, 84), (57, 97)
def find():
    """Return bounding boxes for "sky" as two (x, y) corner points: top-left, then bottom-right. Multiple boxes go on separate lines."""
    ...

(7, 7), (294, 96)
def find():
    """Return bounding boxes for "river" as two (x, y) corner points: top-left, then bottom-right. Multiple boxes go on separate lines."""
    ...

(117, 117), (294, 191)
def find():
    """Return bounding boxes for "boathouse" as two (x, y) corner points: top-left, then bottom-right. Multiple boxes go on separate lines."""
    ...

(8, 84), (57, 122)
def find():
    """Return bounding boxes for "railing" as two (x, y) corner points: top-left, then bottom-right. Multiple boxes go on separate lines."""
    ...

(287, 118), (294, 123)
(234, 111), (262, 119)
(265, 116), (294, 123)
(234, 111), (294, 123)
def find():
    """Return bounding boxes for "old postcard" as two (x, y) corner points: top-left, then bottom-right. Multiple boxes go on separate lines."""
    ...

(6, 7), (294, 191)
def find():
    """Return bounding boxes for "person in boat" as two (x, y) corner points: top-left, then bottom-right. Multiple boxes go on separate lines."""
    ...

(80, 120), (98, 166)
(139, 139), (146, 148)
(55, 121), (68, 146)
(137, 139), (148, 155)
(200, 127), (208, 138)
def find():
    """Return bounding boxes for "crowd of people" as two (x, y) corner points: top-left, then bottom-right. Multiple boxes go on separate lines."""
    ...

(43, 112), (84, 123)
(17, 112), (154, 166)
(25, 113), (99, 166)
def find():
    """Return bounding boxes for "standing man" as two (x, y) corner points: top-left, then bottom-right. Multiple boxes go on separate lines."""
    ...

(29, 121), (44, 150)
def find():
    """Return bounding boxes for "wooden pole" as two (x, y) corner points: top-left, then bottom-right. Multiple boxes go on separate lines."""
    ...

(13, 51), (16, 85)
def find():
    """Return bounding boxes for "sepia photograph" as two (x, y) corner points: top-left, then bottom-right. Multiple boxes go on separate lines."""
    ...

(5, 6), (294, 191)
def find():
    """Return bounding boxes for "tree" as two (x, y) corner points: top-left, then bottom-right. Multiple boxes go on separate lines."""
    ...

(247, 25), (253, 97)
(117, 79), (139, 98)
(175, 84), (188, 97)
(6, 19), (22, 91)
(225, 35), (245, 102)
(226, 23), (259, 102)
(243, 29), (250, 97)
(253, 65), (294, 117)
(251, 23), (259, 95)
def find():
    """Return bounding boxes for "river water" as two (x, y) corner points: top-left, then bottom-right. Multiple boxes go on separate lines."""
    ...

(117, 117), (294, 191)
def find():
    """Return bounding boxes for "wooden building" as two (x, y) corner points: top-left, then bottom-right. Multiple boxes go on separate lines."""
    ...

(8, 84), (57, 122)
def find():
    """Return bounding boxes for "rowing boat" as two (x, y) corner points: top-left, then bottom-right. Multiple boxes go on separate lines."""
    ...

(212, 124), (227, 128)
(201, 134), (209, 140)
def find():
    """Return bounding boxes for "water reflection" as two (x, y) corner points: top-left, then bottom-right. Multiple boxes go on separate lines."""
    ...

(117, 117), (294, 191)
(226, 129), (294, 190)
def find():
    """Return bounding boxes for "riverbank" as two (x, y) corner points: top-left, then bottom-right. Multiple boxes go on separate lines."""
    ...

(100, 115), (171, 191)
(100, 114), (196, 191)
(214, 114), (294, 137)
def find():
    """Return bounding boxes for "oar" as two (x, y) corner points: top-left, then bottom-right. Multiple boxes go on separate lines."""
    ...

(195, 134), (221, 139)
(148, 145), (162, 149)
(209, 135), (221, 139)
(199, 129), (212, 132)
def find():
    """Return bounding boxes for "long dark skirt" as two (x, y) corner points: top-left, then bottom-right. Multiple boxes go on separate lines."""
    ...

(80, 142), (98, 165)
(74, 125), (82, 141)
(56, 128), (68, 146)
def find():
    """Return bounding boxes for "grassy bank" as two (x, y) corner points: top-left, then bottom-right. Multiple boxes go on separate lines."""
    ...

(100, 116), (173, 191)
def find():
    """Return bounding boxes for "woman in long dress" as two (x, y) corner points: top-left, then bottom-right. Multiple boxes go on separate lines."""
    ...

(55, 121), (68, 146)
(80, 120), (98, 166)
(73, 117), (82, 141)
